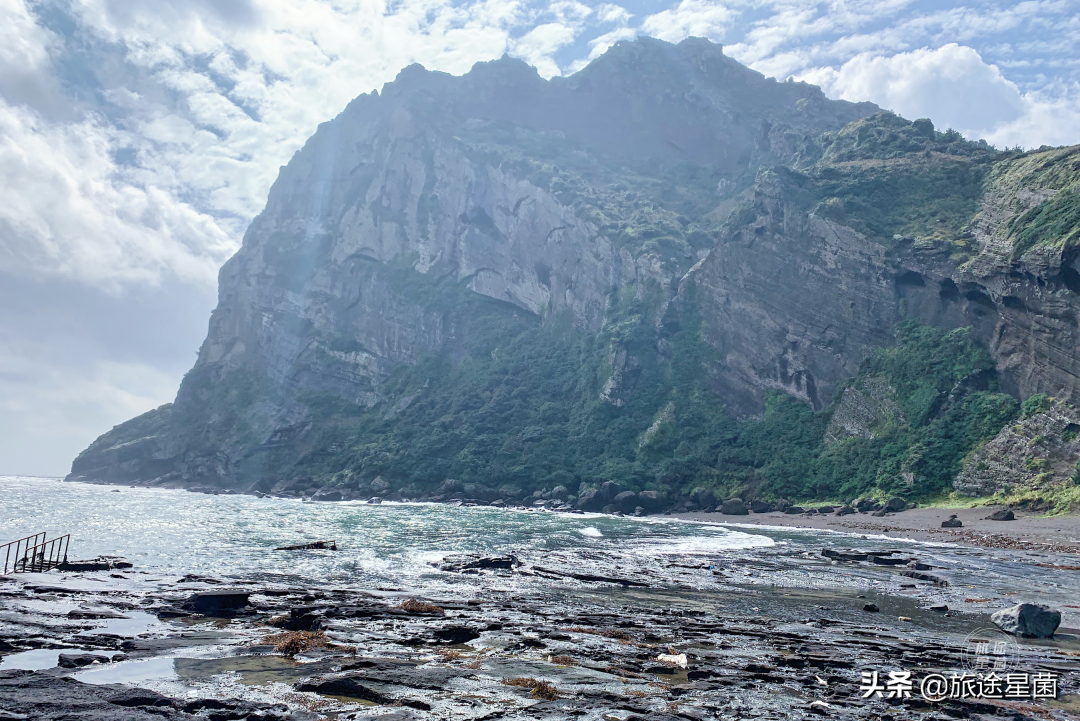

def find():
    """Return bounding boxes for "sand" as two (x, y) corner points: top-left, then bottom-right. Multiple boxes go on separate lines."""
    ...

(675, 506), (1080, 553)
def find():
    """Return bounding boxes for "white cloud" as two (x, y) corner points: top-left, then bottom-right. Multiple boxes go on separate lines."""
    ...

(798, 44), (1026, 138)
(640, 0), (736, 43)
(982, 83), (1080, 149)
(0, 99), (232, 288)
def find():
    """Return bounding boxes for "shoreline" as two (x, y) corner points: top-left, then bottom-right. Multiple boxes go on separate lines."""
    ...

(12, 474), (1080, 554)
(675, 506), (1080, 553)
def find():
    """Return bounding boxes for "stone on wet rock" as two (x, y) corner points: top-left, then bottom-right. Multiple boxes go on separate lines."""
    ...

(57, 653), (107, 668)
(991, 603), (1061, 638)
(987, 508), (1015, 521)
(181, 590), (251, 617)
(941, 515), (962, 528)
(720, 498), (748, 515)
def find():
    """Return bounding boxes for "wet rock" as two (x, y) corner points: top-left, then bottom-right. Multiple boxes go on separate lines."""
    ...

(312, 488), (343, 502)
(180, 590), (250, 617)
(0, 669), (295, 721)
(928, 604), (949, 613)
(987, 508), (1015, 521)
(432, 626), (481, 644)
(991, 603), (1061, 638)
(750, 499), (772, 513)
(885, 497), (907, 512)
(57, 653), (107, 668)
(862, 603), (880, 612)
(940, 515), (962, 528)
(274, 540), (338, 551)
(720, 499), (748, 515)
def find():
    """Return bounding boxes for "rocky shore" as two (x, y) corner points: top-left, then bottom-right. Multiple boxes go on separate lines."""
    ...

(3, 522), (1079, 720)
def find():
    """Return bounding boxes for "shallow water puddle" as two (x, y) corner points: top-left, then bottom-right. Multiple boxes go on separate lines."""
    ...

(75, 657), (178, 684)
(175, 654), (308, 686)
(86, 610), (162, 637)
(0, 649), (64, 671)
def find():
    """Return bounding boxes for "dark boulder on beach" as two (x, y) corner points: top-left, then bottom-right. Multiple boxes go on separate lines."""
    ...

(941, 515), (962, 528)
(991, 603), (1061, 638)
(720, 499), (749, 515)
(987, 508), (1015, 521)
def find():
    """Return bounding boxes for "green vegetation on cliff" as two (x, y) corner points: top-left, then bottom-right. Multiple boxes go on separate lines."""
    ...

(251, 259), (1016, 505)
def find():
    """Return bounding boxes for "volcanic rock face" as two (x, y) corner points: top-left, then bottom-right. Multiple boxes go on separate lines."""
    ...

(68, 36), (1080, 499)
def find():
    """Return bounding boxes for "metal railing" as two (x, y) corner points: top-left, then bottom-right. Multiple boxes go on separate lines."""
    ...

(1, 533), (70, 574)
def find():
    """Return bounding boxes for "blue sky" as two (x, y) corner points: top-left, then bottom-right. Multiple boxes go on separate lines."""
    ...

(2, 0), (1079, 475)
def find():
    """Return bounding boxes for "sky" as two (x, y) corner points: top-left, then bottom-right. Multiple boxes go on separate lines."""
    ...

(2, 0), (1079, 476)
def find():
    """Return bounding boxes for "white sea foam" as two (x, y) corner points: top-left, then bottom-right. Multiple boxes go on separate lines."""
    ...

(578, 526), (603, 538)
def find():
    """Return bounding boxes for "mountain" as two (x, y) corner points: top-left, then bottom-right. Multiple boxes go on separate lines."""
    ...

(68, 37), (1080, 510)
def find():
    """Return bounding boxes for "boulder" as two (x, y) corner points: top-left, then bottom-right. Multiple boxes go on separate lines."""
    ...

(691, 487), (716, 509)
(750, 499), (772, 513)
(816, 506), (835, 514)
(612, 491), (638, 512)
(57, 653), (107, 668)
(599, 481), (623, 502)
(549, 485), (569, 500)
(940, 515), (962, 528)
(576, 488), (604, 512)
(775, 499), (792, 512)
(370, 477), (391, 494)
(987, 508), (1015, 521)
(637, 490), (666, 512)
(991, 603), (1060, 638)
(720, 498), (749, 515)
(312, 488), (343, 502)
(437, 478), (462, 495)
(885, 497), (907, 512)
(181, 590), (251, 617)
(855, 498), (876, 512)
(862, 603), (880, 613)
(872, 509), (888, 517)
(784, 506), (805, 515)
(835, 506), (855, 516)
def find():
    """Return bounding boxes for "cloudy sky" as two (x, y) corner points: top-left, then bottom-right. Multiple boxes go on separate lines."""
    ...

(2, 0), (1079, 476)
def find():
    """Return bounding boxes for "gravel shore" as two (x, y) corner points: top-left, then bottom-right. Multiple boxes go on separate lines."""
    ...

(676, 506), (1080, 553)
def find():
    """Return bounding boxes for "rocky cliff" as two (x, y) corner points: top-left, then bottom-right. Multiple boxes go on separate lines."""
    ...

(69, 37), (1080, 505)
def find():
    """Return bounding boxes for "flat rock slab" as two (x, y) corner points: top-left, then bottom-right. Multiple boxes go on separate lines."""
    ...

(180, 590), (250, 616)
(0, 669), (302, 720)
